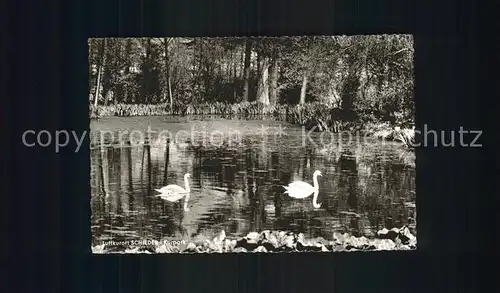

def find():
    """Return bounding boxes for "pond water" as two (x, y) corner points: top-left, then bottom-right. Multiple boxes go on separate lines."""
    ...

(90, 115), (416, 245)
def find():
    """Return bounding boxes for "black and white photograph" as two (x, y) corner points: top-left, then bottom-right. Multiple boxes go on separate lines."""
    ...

(89, 35), (416, 254)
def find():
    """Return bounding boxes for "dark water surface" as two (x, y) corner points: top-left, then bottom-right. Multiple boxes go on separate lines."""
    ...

(90, 116), (416, 245)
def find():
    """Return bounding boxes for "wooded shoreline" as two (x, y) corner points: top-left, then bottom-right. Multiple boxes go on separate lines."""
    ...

(89, 36), (415, 128)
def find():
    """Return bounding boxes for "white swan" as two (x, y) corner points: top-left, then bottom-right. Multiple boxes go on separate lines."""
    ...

(155, 173), (191, 211)
(283, 170), (322, 208)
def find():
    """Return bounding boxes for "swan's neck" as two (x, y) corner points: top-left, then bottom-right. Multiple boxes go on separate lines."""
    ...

(312, 190), (321, 208)
(183, 192), (190, 211)
(312, 174), (319, 191)
(184, 177), (190, 193)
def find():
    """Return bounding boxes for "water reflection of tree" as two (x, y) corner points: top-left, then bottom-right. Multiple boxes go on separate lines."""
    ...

(99, 143), (109, 200)
(353, 145), (416, 233)
(115, 147), (129, 213)
(145, 141), (152, 209)
(91, 126), (418, 242)
(271, 152), (282, 219)
(342, 151), (359, 209)
(91, 149), (107, 225)
(152, 140), (184, 238)
(107, 147), (122, 214)
(96, 148), (106, 198)
(246, 147), (258, 231)
(163, 139), (170, 186)
(159, 142), (242, 238)
(125, 141), (134, 210)
(333, 150), (363, 234)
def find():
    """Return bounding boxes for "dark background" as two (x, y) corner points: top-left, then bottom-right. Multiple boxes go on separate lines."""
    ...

(3, 0), (491, 292)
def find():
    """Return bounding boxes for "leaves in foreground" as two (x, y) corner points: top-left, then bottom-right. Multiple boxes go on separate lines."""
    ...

(92, 226), (416, 254)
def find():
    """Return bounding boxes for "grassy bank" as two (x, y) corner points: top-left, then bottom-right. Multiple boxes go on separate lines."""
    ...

(92, 225), (416, 254)
(90, 101), (288, 118)
(91, 102), (413, 131)
(90, 101), (344, 131)
(367, 123), (416, 147)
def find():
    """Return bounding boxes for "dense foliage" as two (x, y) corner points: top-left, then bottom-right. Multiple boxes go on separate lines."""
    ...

(89, 36), (414, 126)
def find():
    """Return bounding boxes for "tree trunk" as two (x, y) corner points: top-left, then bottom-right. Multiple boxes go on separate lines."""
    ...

(88, 41), (94, 85)
(114, 42), (123, 104)
(94, 38), (107, 107)
(242, 39), (252, 102)
(168, 77), (173, 109)
(257, 53), (261, 81)
(239, 45), (245, 79)
(124, 39), (132, 103)
(299, 74), (308, 104)
(269, 48), (278, 106)
(164, 38), (173, 109)
(144, 38), (152, 104)
(233, 58), (237, 101)
(255, 52), (261, 102)
(228, 49), (234, 83)
(257, 57), (270, 105)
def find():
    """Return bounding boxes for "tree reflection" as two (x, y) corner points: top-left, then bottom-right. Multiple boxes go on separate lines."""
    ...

(91, 124), (417, 242)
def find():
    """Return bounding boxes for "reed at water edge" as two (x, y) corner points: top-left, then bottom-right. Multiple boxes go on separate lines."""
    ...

(90, 101), (415, 145)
